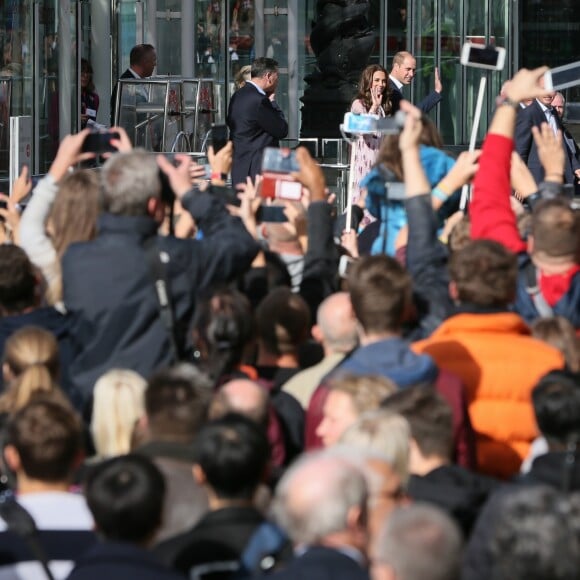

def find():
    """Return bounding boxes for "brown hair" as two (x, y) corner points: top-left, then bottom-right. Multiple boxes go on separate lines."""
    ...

(531, 199), (580, 264)
(348, 255), (412, 334)
(353, 64), (393, 115)
(448, 240), (518, 307)
(7, 398), (82, 482)
(448, 215), (471, 254)
(531, 317), (580, 373)
(255, 287), (310, 355)
(0, 327), (64, 414)
(330, 374), (397, 415)
(382, 385), (454, 460)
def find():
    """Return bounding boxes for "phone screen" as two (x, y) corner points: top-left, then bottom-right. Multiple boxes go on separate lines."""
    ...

(211, 125), (229, 153)
(467, 46), (500, 68)
(547, 61), (580, 91)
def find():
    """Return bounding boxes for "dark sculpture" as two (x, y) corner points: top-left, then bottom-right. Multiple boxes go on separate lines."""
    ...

(300, 0), (378, 138)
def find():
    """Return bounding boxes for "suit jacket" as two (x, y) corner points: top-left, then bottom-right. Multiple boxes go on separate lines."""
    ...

(227, 82), (288, 186)
(267, 546), (370, 580)
(389, 78), (442, 114)
(110, 68), (136, 125)
(515, 99), (580, 185)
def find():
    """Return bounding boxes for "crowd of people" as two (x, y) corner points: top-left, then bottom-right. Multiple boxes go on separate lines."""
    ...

(0, 56), (577, 580)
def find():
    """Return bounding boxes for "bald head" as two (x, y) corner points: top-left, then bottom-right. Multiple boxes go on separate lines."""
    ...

(315, 292), (358, 354)
(273, 450), (368, 548)
(209, 379), (269, 428)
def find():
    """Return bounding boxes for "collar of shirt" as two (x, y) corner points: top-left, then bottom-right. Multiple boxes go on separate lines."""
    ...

(247, 80), (266, 95)
(294, 544), (366, 567)
(389, 75), (403, 90)
(128, 67), (142, 79)
(537, 100), (552, 115)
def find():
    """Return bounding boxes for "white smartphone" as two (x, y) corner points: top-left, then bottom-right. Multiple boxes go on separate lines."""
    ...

(460, 43), (506, 71)
(544, 60), (580, 92)
(343, 112), (380, 134)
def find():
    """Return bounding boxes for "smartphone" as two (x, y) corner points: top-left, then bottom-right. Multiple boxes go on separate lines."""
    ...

(544, 60), (580, 91)
(460, 43), (506, 71)
(81, 131), (120, 154)
(210, 124), (229, 153)
(261, 148), (302, 201)
(256, 205), (288, 222)
(343, 113), (380, 134)
(338, 255), (355, 279)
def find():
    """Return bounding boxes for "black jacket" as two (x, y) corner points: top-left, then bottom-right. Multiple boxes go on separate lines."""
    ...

(155, 506), (265, 575)
(227, 82), (288, 187)
(66, 541), (183, 580)
(515, 99), (580, 185)
(407, 464), (499, 537)
(266, 546), (369, 580)
(62, 189), (259, 404)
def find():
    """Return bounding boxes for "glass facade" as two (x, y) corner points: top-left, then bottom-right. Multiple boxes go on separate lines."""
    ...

(0, 0), (579, 178)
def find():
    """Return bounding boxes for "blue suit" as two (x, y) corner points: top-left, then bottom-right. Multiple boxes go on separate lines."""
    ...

(227, 82), (288, 187)
(389, 78), (442, 114)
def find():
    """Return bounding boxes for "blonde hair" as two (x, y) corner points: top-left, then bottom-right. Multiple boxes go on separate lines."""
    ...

(329, 374), (397, 415)
(0, 327), (64, 414)
(340, 410), (411, 484)
(90, 369), (147, 457)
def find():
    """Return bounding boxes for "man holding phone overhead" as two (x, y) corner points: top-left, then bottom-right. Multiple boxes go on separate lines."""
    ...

(227, 57), (288, 187)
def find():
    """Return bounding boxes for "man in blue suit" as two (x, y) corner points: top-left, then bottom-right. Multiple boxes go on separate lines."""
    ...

(515, 88), (580, 187)
(227, 57), (288, 187)
(389, 51), (443, 114)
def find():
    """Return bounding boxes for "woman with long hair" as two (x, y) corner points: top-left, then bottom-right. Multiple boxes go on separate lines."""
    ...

(349, 64), (393, 204)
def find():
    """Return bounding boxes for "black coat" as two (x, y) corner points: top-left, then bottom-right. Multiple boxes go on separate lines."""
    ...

(407, 464), (499, 537)
(66, 541), (183, 580)
(266, 546), (370, 580)
(155, 506), (265, 575)
(227, 82), (288, 187)
(389, 78), (442, 114)
(62, 189), (259, 404)
(515, 99), (580, 185)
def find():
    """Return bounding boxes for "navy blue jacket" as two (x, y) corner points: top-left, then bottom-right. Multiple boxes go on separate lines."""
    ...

(266, 546), (369, 580)
(515, 99), (580, 185)
(227, 82), (288, 187)
(62, 189), (259, 404)
(389, 78), (442, 114)
(66, 541), (183, 580)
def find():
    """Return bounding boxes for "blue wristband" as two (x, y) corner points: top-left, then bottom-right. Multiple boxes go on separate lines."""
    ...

(431, 187), (448, 202)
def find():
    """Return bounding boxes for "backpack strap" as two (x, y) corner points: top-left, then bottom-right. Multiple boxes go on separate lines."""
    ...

(0, 491), (55, 580)
(525, 261), (554, 318)
(142, 236), (180, 361)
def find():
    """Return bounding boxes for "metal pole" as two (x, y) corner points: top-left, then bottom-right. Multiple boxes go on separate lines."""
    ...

(182, 0), (194, 77)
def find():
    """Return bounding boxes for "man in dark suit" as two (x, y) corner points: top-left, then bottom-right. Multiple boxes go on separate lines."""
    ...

(268, 450), (370, 580)
(227, 57), (288, 187)
(515, 88), (580, 187)
(110, 43), (157, 125)
(552, 91), (580, 194)
(389, 51), (443, 114)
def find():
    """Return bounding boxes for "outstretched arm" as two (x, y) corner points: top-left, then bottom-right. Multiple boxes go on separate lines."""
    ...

(469, 67), (549, 254)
